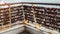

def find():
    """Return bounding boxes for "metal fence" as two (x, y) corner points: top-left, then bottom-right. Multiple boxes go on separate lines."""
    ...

(0, 2), (60, 33)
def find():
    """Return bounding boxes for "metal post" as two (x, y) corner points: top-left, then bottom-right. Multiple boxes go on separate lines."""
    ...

(21, 3), (26, 24)
(32, 4), (36, 23)
(8, 5), (11, 28)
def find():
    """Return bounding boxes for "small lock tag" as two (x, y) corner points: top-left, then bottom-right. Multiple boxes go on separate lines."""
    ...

(32, 4), (34, 7)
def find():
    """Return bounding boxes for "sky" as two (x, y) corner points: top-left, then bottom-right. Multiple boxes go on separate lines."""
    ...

(0, 0), (60, 3)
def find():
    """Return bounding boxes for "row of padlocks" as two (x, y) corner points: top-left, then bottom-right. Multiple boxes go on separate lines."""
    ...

(23, 5), (60, 32)
(0, 4), (60, 32)
(11, 6), (24, 23)
(24, 6), (60, 32)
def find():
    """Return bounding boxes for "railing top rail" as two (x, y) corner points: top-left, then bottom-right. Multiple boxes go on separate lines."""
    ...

(22, 2), (60, 5)
(0, 2), (60, 6)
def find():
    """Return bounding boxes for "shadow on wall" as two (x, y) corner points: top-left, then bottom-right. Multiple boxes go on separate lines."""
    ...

(18, 30), (32, 34)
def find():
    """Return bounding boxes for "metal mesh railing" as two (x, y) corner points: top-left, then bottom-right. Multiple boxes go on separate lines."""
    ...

(0, 2), (60, 33)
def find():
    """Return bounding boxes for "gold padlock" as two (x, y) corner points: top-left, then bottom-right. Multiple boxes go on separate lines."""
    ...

(24, 20), (28, 25)
(35, 23), (40, 29)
